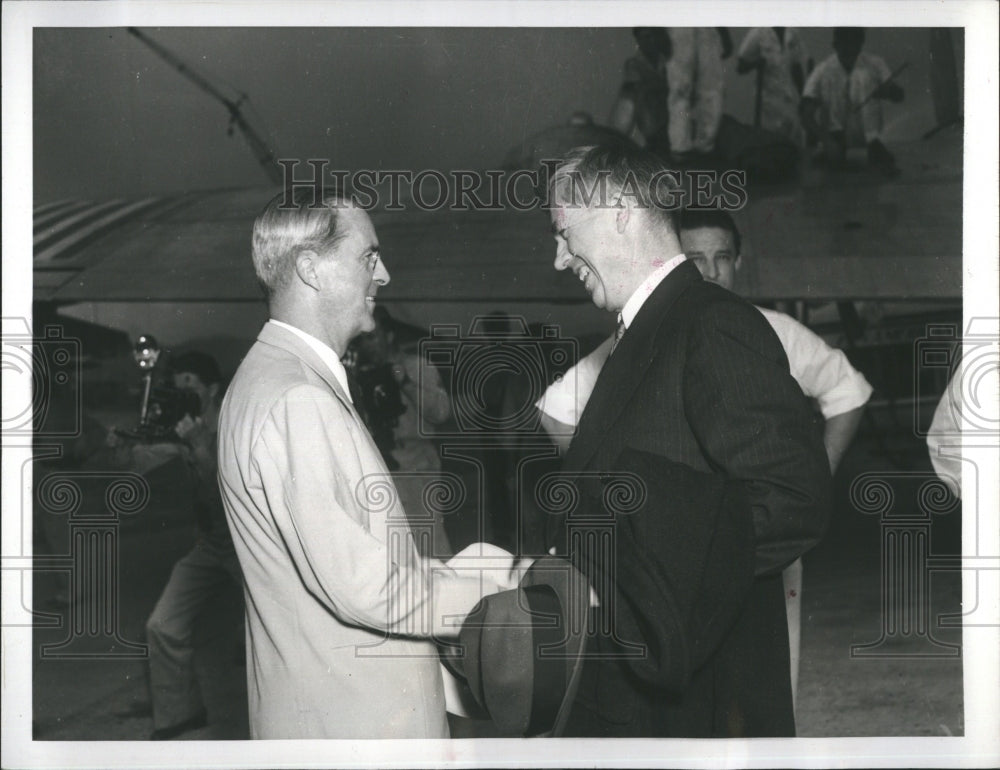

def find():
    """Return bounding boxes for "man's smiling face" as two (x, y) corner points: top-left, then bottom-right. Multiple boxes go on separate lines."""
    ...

(312, 206), (390, 352)
(550, 201), (631, 313)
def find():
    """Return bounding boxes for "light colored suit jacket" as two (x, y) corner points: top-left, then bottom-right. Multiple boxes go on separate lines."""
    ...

(218, 322), (486, 738)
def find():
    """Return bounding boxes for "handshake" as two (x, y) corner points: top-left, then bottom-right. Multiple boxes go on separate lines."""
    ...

(446, 542), (535, 593)
(445, 542), (599, 606)
(437, 543), (597, 737)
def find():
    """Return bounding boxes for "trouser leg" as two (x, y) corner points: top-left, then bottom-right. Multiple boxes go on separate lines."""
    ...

(782, 556), (803, 717)
(145, 543), (234, 730)
(692, 28), (724, 153)
(666, 29), (696, 154)
(850, 67), (884, 143)
(813, 101), (847, 164)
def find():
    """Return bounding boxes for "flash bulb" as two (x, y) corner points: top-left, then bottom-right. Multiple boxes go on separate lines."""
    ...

(133, 334), (161, 371)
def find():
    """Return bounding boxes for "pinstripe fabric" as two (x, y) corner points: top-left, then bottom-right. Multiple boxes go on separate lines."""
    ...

(551, 259), (832, 737)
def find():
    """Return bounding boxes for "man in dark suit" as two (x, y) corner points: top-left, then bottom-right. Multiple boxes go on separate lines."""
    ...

(544, 144), (832, 736)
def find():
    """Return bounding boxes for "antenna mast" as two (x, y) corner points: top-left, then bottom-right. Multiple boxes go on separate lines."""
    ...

(128, 27), (283, 184)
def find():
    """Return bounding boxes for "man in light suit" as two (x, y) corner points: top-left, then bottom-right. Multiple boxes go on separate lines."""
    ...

(544, 145), (832, 736)
(217, 189), (513, 739)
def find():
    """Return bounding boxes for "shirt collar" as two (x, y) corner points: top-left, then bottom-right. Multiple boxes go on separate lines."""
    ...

(620, 253), (687, 329)
(268, 319), (353, 403)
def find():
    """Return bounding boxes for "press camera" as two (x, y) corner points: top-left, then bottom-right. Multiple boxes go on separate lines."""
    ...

(115, 334), (201, 442)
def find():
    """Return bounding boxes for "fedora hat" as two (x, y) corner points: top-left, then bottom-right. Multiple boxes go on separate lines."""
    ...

(444, 555), (591, 737)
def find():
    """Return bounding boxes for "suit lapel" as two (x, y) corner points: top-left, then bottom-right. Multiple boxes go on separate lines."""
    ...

(257, 321), (356, 413)
(563, 260), (702, 473)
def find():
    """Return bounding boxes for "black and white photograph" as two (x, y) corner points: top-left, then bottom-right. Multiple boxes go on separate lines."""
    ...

(2, 1), (998, 768)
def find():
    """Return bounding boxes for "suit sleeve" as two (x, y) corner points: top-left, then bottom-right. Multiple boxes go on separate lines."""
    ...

(255, 383), (489, 636)
(683, 301), (832, 575)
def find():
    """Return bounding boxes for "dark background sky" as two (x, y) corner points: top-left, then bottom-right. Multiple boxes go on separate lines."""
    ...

(33, 26), (956, 202)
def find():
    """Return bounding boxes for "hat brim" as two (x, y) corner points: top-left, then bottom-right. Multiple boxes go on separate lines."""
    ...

(446, 556), (591, 737)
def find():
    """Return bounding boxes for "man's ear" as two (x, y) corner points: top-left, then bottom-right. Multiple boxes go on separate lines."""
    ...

(207, 382), (221, 403)
(295, 250), (320, 290)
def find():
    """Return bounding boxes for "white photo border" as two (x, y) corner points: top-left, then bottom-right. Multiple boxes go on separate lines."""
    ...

(3, 1), (997, 768)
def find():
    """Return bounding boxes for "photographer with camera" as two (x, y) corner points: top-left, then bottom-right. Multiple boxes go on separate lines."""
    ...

(349, 306), (453, 558)
(108, 350), (242, 740)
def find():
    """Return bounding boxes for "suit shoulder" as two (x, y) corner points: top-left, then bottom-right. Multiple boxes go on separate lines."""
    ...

(224, 343), (337, 425)
(233, 340), (319, 388)
(685, 281), (767, 326)
(682, 285), (786, 358)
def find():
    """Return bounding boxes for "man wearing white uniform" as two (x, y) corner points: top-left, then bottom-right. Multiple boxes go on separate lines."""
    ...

(610, 28), (672, 156)
(665, 28), (733, 161)
(537, 208), (872, 714)
(736, 27), (811, 143)
(800, 27), (904, 174)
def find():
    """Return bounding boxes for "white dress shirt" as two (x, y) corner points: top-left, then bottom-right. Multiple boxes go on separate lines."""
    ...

(536, 254), (686, 424)
(756, 308), (872, 420)
(620, 253), (688, 329)
(537, 301), (873, 429)
(268, 319), (353, 403)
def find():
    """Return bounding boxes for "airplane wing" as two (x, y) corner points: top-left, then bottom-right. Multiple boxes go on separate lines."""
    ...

(33, 130), (961, 337)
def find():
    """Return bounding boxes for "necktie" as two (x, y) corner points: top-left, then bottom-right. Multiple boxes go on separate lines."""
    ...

(610, 316), (626, 355)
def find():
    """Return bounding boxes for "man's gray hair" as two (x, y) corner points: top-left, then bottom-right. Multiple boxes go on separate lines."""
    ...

(549, 144), (680, 232)
(251, 188), (352, 299)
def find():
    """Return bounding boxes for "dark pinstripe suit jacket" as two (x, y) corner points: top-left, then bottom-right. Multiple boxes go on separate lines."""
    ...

(547, 259), (832, 737)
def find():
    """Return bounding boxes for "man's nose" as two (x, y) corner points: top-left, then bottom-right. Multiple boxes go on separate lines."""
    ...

(703, 259), (718, 279)
(374, 258), (390, 287)
(553, 239), (572, 271)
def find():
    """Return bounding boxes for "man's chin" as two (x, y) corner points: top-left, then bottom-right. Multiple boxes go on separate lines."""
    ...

(356, 310), (377, 335)
(590, 292), (610, 312)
